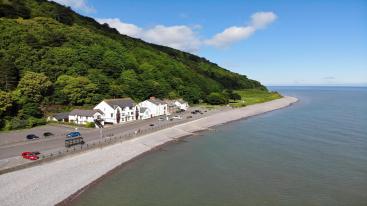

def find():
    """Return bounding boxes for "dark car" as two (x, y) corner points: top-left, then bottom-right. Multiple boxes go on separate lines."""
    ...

(26, 134), (39, 140)
(149, 124), (155, 127)
(187, 116), (193, 119)
(43, 132), (54, 137)
(67, 132), (81, 138)
(65, 136), (84, 148)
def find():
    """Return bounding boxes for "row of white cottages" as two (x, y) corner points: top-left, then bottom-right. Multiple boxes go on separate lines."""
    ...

(49, 97), (189, 127)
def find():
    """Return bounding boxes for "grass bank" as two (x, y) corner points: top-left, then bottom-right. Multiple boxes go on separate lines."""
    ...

(229, 89), (282, 107)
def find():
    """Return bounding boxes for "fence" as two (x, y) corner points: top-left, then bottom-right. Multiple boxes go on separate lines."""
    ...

(0, 112), (212, 175)
(38, 120), (183, 160)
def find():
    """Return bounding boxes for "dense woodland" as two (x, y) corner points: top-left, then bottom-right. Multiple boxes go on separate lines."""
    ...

(0, 0), (266, 130)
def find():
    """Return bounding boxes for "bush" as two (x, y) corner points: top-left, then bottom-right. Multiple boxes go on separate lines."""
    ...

(85, 122), (95, 128)
(1, 117), (46, 130)
(223, 89), (241, 101)
(27, 117), (46, 128)
(4, 118), (28, 130)
(19, 102), (43, 118)
(206, 92), (229, 105)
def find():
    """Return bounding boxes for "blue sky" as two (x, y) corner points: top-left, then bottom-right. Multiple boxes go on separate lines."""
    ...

(54, 0), (367, 86)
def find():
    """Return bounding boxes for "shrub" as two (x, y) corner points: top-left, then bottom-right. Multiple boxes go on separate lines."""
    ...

(5, 118), (28, 130)
(206, 92), (229, 105)
(19, 102), (43, 118)
(85, 122), (95, 128)
(27, 117), (46, 128)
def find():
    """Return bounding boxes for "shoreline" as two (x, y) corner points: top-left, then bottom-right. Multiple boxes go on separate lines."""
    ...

(0, 96), (298, 206)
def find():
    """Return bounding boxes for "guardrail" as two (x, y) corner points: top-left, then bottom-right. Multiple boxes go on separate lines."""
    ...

(38, 120), (184, 160)
(0, 113), (211, 175)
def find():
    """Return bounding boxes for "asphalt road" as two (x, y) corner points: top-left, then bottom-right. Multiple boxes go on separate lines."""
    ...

(0, 108), (218, 160)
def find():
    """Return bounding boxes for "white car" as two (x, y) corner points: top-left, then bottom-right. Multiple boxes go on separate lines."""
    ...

(158, 117), (165, 121)
(173, 116), (182, 119)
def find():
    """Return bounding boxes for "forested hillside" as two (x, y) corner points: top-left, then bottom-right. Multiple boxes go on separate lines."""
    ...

(0, 0), (266, 130)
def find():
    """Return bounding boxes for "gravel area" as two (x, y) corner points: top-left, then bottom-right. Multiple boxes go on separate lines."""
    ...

(0, 97), (298, 206)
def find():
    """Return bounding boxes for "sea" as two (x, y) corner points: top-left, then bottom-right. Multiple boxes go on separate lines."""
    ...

(71, 87), (367, 206)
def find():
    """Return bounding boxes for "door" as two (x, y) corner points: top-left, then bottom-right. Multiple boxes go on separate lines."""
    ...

(116, 109), (120, 124)
(135, 107), (139, 120)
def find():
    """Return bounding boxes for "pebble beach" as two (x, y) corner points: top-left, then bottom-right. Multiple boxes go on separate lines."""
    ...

(0, 96), (298, 206)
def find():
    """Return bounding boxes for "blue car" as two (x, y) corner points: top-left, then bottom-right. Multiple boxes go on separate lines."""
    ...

(66, 132), (81, 138)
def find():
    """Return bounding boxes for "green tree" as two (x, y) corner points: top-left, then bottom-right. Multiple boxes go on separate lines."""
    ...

(16, 72), (52, 103)
(55, 75), (97, 105)
(206, 92), (229, 105)
(0, 57), (19, 91)
(0, 90), (13, 116)
(178, 85), (202, 104)
(223, 89), (241, 101)
(18, 102), (43, 118)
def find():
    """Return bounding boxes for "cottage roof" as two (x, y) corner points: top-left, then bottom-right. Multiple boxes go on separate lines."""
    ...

(69, 109), (103, 117)
(104, 98), (135, 109)
(176, 99), (187, 104)
(148, 98), (166, 105)
(163, 99), (175, 106)
(140, 107), (148, 113)
(52, 112), (69, 120)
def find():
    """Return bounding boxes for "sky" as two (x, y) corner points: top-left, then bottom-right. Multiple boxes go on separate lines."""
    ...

(53, 0), (367, 86)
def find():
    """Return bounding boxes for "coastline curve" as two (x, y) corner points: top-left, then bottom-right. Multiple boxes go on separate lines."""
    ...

(0, 96), (298, 206)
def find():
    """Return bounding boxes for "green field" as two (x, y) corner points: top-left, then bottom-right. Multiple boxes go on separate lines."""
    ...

(229, 89), (283, 107)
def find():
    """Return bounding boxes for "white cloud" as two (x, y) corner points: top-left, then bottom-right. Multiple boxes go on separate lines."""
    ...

(205, 26), (256, 47)
(97, 11), (277, 52)
(97, 18), (201, 52)
(143, 25), (201, 52)
(205, 11), (277, 47)
(97, 18), (143, 38)
(51, 0), (95, 13)
(250, 12), (277, 29)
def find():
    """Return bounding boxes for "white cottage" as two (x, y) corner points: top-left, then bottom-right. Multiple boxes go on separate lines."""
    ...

(93, 98), (139, 124)
(139, 107), (151, 120)
(47, 112), (69, 122)
(69, 109), (103, 125)
(138, 97), (168, 117)
(175, 100), (189, 111)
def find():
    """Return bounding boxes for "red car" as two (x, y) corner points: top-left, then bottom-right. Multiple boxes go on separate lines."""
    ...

(21, 151), (40, 160)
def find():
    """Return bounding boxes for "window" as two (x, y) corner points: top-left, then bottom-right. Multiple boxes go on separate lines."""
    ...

(111, 113), (113, 118)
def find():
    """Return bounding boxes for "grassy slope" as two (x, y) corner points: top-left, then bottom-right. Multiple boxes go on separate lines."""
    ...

(0, 0), (265, 97)
(229, 89), (283, 107)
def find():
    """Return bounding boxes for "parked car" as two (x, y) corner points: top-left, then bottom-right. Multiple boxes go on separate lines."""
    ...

(149, 124), (155, 127)
(43, 132), (54, 137)
(65, 136), (84, 148)
(26, 134), (39, 140)
(173, 115), (182, 119)
(66, 132), (81, 138)
(21, 151), (40, 160)
(187, 116), (193, 119)
(158, 117), (164, 121)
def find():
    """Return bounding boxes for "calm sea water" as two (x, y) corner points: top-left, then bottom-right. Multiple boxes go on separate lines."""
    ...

(72, 87), (367, 206)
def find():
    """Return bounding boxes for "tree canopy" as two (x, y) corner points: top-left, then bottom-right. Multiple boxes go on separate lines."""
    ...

(0, 0), (267, 130)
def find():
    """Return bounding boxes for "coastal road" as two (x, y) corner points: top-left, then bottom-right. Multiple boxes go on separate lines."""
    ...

(0, 108), (220, 160)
